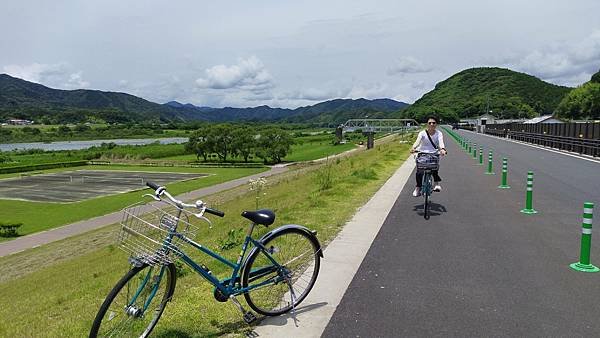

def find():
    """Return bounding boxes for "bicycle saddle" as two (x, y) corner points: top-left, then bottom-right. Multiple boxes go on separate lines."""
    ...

(241, 209), (275, 226)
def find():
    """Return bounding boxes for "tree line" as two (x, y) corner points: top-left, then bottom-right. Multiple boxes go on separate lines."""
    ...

(185, 125), (294, 164)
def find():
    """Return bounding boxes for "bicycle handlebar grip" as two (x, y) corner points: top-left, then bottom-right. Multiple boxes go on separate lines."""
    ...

(146, 181), (161, 191)
(205, 207), (225, 217)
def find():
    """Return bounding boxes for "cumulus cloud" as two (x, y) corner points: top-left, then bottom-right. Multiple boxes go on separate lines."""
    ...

(347, 82), (389, 98)
(3, 62), (90, 89)
(279, 87), (351, 101)
(508, 30), (600, 86)
(195, 56), (274, 93)
(387, 56), (433, 76)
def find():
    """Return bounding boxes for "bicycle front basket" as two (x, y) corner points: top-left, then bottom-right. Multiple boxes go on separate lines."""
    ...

(117, 201), (193, 265)
(416, 153), (440, 171)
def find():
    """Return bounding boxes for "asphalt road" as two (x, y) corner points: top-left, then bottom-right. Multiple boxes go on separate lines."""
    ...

(323, 130), (600, 337)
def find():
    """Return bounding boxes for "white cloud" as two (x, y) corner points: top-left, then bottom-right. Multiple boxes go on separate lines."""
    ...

(387, 56), (433, 76)
(279, 87), (351, 101)
(347, 82), (389, 99)
(195, 56), (274, 93)
(507, 30), (600, 86)
(3, 62), (90, 89)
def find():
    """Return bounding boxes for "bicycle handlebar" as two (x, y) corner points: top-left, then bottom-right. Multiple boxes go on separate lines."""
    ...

(145, 181), (225, 217)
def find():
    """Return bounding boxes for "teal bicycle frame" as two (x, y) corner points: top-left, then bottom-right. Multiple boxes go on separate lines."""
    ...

(128, 210), (284, 313)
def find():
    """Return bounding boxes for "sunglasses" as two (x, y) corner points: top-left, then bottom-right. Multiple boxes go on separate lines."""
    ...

(428, 122), (437, 125)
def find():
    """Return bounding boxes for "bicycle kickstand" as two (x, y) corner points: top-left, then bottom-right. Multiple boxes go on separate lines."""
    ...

(229, 295), (257, 324)
(286, 279), (299, 327)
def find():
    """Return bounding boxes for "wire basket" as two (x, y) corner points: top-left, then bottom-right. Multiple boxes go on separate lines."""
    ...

(416, 153), (440, 171)
(117, 200), (204, 265)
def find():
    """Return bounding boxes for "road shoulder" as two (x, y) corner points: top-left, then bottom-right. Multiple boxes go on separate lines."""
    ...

(250, 155), (415, 337)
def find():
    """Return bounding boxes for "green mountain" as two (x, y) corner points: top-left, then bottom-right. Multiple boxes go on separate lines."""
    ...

(0, 74), (408, 124)
(287, 98), (408, 124)
(399, 67), (573, 122)
(0, 73), (171, 123)
(555, 69), (600, 120)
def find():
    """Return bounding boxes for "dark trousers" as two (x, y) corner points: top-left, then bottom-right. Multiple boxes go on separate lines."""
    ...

(416, 170), (441, 187)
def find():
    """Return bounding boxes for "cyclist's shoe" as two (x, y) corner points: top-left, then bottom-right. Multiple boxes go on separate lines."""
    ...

(412, 187), (421, 197)
(433, 184), (442, 192)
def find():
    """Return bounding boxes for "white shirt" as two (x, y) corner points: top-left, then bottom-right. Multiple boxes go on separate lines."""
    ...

(412, 129), (445, 153)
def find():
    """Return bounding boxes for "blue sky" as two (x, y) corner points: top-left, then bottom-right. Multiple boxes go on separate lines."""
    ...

(1, 0), (599, 108)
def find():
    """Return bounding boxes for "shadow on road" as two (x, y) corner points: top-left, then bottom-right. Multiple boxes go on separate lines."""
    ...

(248, 301), (328, 332)
(413, 201), (448, 217)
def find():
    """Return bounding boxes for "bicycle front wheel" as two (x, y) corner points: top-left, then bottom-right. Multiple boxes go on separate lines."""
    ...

(89, 263), (176, 338)
(242, 228), (320, 316)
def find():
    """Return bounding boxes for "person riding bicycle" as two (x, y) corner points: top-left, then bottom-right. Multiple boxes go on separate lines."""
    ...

(410, 116), (447, 197)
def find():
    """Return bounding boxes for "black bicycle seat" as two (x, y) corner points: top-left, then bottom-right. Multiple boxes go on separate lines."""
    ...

(241, 209), (275, 226)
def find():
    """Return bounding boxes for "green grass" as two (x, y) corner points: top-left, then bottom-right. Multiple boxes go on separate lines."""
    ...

(283, 142), (356, 162)
(0, 165), (267, 238)
(0, 137), (411, 337)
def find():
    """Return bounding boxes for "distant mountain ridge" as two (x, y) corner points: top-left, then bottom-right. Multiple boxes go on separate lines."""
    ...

(0, 74), (408, 124)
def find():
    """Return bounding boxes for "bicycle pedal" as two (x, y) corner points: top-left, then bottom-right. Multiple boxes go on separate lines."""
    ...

(243, 311), (257, 324)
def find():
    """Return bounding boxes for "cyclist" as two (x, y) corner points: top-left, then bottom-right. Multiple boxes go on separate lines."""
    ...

(410, 116), (447, 197)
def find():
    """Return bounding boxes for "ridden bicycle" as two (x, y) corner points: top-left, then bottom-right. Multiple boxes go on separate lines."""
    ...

(415, 152), (441, 220)
(89, 182), (323, 337)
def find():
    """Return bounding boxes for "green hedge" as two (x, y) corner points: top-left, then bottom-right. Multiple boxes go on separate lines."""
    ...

(88, 160), (265, 169)
(0, 160), (88, 174)
(0, 222), (22, 237)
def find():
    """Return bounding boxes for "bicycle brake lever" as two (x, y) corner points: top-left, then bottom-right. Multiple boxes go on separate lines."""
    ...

(143, 193), (161, 201)
(193, 213), (213, 229)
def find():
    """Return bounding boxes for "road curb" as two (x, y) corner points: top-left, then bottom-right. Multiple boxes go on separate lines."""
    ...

(250, 155), (416, 337)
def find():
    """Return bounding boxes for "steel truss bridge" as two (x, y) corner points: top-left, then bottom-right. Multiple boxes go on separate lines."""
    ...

(341, 119), (419, 133)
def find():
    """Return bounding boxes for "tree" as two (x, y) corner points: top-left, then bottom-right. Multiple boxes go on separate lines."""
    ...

(256, 128), (294, 164)
(74, 124), (91, 133)
(209, 124), (236, 162)
(556, 82), (600, 120)
(58, 125), (72, 135)
(186, 126), (212, 162)
(591, 69), (600, 84)
(232, 126), (256, 162)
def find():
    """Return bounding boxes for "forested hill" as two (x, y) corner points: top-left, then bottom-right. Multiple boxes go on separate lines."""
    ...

(399, 67), (573, 122)
(555, 69), (600, 120)
(0, 74), (408, 124)
(286, 98), (408, 124)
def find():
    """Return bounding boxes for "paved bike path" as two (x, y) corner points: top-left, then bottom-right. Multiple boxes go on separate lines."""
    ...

(322, 132), (600, 337)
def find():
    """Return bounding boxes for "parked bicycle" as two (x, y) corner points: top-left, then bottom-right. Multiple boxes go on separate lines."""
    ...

(89, 182), (323, 337)
(415, 152), (441, 220)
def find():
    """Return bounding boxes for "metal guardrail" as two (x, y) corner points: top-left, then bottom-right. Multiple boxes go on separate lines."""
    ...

(487, 131), (600, 157)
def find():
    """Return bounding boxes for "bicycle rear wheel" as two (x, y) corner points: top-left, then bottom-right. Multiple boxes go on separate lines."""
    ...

(89, 263), (176, 338)
(242, 228), (320, 316)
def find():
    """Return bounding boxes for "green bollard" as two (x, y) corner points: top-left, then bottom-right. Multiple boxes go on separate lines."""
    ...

(520, 171), (537, 214)
(468, 142), (472, 153)
(472, 143), (477, 159)
(485, 150), (495, 175)
(479, 146), (483, 165)
(570, 202), (599, 272)
(498, 158), (510, 188)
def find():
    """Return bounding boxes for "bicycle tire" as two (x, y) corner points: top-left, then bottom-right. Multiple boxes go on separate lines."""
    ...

(423, 173), (432, 220)
(241, 228), (320, 316)
(89, 263), (176, 338)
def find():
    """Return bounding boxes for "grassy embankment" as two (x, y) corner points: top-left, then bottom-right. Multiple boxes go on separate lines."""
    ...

(0, 136), (411, 337)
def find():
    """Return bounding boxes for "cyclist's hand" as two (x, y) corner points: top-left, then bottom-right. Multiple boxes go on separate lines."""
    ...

(410, 148), (417, 153)
(440, 149), (447, 156)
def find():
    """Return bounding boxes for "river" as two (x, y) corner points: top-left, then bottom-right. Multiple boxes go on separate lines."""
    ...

(0, 137), (188, 152)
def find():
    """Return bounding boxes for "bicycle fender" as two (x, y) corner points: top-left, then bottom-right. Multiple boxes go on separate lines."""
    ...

(248, 224), (324, 263)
